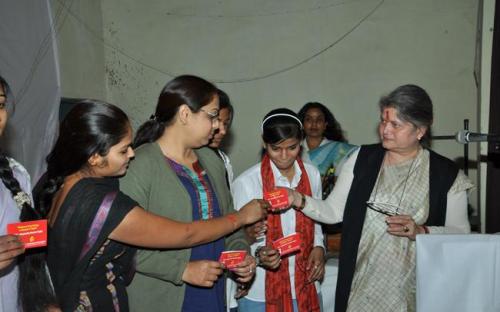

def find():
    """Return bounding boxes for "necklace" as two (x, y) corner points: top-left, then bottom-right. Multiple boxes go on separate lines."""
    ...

(366, 151), (419, 216)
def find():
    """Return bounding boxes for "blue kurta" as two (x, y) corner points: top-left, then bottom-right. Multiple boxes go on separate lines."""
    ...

(167, 158), (225, 312)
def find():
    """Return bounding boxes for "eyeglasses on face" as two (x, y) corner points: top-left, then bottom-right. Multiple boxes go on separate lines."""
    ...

(199, 108), (219, 122)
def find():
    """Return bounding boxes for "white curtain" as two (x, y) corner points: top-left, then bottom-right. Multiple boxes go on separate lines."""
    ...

(0, 0), (60, 184)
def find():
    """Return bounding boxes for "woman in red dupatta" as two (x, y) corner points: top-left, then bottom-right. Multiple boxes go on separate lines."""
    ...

(233, 108), (325, 312)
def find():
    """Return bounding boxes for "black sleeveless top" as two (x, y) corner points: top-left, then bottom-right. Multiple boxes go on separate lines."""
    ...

(334, 143), (458, 312)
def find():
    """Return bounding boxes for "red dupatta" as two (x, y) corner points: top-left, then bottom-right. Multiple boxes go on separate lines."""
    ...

(261, 154), (320, 312)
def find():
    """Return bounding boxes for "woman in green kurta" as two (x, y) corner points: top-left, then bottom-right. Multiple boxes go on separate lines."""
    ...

(122, 75), (259, 312)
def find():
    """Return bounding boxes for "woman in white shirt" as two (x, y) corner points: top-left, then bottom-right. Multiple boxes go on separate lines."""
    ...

(233, 108), (325, 312)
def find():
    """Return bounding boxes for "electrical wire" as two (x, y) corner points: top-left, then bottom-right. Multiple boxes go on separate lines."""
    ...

(47, 0), (384, 84)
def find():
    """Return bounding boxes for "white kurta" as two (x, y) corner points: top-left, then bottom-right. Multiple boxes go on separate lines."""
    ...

(232, 160), (324, 302)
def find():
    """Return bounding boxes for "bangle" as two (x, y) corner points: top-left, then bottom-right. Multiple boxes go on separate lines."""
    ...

(422, 225), (429, 234)
(227, 214), (239, 230)
(294, 193), (306, 211)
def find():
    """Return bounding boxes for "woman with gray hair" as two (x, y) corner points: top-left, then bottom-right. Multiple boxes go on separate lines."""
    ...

(287, 84), (472, 312)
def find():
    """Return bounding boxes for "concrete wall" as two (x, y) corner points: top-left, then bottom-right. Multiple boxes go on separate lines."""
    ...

(53, 0), (481, 212)
(52, 0), (106, 99)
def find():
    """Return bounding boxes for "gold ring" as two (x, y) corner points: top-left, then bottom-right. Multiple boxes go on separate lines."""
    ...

(403, 226), (409, 233)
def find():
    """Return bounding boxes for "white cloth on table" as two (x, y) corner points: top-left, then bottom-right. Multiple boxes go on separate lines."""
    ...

(416, 234), (500, 312)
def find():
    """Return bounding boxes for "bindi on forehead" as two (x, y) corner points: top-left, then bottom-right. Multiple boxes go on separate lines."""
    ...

(383, 109), (390, 120)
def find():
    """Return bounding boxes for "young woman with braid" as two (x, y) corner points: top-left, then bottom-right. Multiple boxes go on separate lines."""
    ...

(35, 99), (267, 311)
(0, 75), (58, 312)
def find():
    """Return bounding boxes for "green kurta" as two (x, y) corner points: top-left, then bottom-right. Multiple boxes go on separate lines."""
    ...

(120, 143), (249, 312)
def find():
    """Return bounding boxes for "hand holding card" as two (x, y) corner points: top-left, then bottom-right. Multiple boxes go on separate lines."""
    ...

(264, 189), (289, 211)
(219, 250), (247, 270)
(273, 232), (301, 257)
(7, 220), (48, 249)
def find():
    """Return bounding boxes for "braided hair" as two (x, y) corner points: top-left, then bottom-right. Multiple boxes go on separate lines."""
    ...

(0, 75), (57, 311)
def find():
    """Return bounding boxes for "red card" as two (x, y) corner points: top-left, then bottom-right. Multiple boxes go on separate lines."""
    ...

(7, 220), (48, 249)
(264, 189), (289, 211)
(219, 250), (247, 269)
(273, 232), (302, 256)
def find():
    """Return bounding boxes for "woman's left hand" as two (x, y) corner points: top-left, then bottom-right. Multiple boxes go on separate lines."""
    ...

(234, 282), (250, 299)
(231, 254), (257, 283)
(386, 214), (426, 241)
(306, 246), (325, 283)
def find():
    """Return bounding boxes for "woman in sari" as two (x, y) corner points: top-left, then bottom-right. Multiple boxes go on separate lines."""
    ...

(37, 100), (267, 311)
(298, 102), (356, 199)
(288, 85), (472, 312)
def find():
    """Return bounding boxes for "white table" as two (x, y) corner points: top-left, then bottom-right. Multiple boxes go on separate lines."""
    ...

(416, 234), (500, 312)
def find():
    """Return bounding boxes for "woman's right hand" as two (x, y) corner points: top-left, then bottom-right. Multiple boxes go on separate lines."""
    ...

(256, 246), (281, 270)
(244, 220), (267, 244)
(0, 235), (25, 270)
(285, 188), (303, 210)
(182, 260), (224, 287)
(238, 199), (269, 225)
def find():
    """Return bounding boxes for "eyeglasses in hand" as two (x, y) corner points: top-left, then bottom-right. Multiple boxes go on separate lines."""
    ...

(366, 201), (401, 216)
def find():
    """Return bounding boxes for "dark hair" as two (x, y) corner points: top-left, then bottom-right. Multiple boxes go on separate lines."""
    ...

(0, 75), (57, 311)
(379, 84), (433, 147)
(262, 108), (303, 145)
(298, 102), (346, 142)
(217, 88), (234, 126)
(0, 74), (15, 115)
(134, 75), (218, 148)
(37, 100), (130, 218)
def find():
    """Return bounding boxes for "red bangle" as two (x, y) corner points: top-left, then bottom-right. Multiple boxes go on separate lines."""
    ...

(422, 225), (429, 234)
